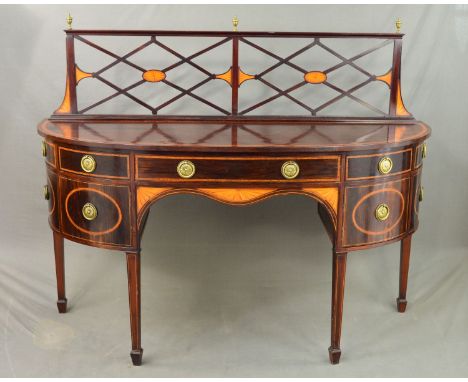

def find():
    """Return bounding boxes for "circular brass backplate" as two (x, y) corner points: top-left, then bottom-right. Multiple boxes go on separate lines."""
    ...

(81, 155), (97, 173)
(177, 160), (196, 178)
(375, 203), (390, 221)
(378, 156), (393, 175)
(43, 185), (50, 200)
(82, 202), (98, 221)
(281, 161), (300, 179)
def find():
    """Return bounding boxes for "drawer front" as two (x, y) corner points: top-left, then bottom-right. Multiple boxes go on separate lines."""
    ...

(60, 177), (132, 247)
(59, 147), (129, 179)
(343, 178), (410, 247)
(414, 142), (426, 169)
(410, 172), (423, 232)
(46, 170), (59, 230)
(346, 149), (412, 180)
(43, 140), (56, 167)
(136, 155), (340, 182)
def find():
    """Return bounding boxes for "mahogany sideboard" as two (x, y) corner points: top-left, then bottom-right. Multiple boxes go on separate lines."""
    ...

(38, 22), (430, 366)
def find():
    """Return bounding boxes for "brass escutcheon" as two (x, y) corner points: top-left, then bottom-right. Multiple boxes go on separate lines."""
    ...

(422, 143), (427, 159)
(42, 141), (47, 157)
(177, 160), (196, 178)
(419, 186), (424, 202)
(43, 185), (50, 200)
(375, 203), (390, 221)
(81, 155), (96, 173)
(281, 161), (300, 179)
(82, 202), (98, 221)
(378, 156), (393, 175)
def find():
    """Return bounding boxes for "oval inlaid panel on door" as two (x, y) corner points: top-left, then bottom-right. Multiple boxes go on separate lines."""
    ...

(343, 178), (410, 247)
(59, 176), (132, 247)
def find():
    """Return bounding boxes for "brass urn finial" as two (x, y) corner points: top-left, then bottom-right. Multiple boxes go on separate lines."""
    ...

(396, 18), (401, 33)
(66, 13), (73, 30)
(232, 16), (239, 32)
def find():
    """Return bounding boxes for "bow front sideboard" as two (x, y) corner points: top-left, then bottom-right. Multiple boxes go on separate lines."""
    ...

(38, 25), (430, 366)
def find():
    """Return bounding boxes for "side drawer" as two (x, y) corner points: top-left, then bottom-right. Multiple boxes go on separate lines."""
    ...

(59, 147), (130, 179)
(409, 171), (423, 232)
(414, 142), (427, 169)
(346, 149), (412, 180)
(342, 178), (410, 247)
(60, 176), (132, 247)
(136, 155), (340, 182)
(45, 170), (59, 230)
(42, 140), (56, 167)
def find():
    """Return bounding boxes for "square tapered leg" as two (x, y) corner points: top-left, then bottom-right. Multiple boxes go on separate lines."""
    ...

(53, 231), (67, 313)
(329, 251), (347, 364)
(127, 251), (143, 366)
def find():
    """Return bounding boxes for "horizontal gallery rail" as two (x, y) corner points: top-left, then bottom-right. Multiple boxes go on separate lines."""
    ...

(65, 30), (404, 39)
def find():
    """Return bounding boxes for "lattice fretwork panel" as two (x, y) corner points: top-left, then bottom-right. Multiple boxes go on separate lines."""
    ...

(58, 32), (408, 118)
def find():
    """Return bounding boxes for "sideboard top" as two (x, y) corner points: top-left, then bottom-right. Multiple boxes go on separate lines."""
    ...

(38, 118), (430, 153)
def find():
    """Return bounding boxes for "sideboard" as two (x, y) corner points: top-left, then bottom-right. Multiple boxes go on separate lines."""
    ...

(38, 18), (430, 366)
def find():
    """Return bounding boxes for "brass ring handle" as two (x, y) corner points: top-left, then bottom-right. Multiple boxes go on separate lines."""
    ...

(419, 186), (424, 202)
(378, 156), (393, 175)
(375, 203), (390, 221)
(177, 160), (196, 178)
(82, 202), (98, 221)
(422, 143), (427, 159)
(42, 141), (47, 157)
(81, 155), (97, 173)
(43, 185), (50, 200)
(281, 161), (300, 179)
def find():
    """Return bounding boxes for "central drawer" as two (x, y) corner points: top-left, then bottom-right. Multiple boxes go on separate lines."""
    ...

(136, 155), (340, 182)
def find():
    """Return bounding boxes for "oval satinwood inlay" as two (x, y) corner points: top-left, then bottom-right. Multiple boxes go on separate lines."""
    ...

(142, 70), (166, 82)
(65, 188), (122, 236)
(304, 71), (327, 84)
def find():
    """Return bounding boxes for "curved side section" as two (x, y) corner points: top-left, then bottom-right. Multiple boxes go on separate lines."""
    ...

(47, 173), (56, 217)
(137, 186), (338, 232)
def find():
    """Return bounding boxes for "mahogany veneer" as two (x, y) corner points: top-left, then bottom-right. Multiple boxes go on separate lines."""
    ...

(38, 28), (430, 366)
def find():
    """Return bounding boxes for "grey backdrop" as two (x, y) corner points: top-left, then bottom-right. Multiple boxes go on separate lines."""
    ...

(1, 4), (468, 377)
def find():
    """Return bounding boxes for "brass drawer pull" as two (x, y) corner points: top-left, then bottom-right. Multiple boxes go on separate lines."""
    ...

(281, 161), (300, 179)
(81, 155), (97, 173)
(177, 160), (196, 178)
(375, 203), (390, 221)
(419, 186), (424, 202)
(42, 141), (47, 157)
(422, 143), (427, 159)
(82, 202), (98, 221)
(378, 156), (393, 175)
(43, 185), (50, 200)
